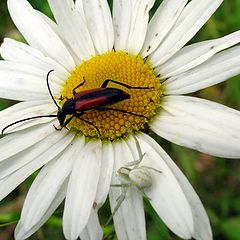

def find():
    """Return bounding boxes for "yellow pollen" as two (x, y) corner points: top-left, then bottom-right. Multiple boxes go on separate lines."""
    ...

(60, 51), (162, 140)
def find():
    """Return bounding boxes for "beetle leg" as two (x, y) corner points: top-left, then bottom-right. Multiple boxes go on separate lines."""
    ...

(101, 79), (154, 90)
(62, 115), (74, 128)
(72, 77), (86, 95)
(53, 124), (63, 131)
(75, 114), (101, 136)
(141, 122), (150, 134)
(54, 115), (75, 131)
(58, 96), (69, 101)
(98, 107), (148, 119)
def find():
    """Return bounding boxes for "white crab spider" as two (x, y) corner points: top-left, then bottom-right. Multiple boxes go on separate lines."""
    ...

(107, 136), (161, 224)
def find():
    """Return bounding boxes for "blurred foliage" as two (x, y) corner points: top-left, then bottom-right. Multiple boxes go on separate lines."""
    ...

(0, 0), (240, 240)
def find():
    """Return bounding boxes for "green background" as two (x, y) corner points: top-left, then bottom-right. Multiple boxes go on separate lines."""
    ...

(0, 0), (240, 239)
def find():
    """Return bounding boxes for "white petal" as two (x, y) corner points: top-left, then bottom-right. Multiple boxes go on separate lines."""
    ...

(109, 140), (146, 240)
(0, 38), (70, 82)
(141, 0), (187, 57)
(95, 142), (114, 208)
(80, 142), (113, 239)
(0, 128), (68, 180)
(0, 129), (74, 201)
(48, 0), (95, 62)
(164, 46), (240, 94)
(0, 122), (56, 161)
(152, 96), (240, 158)
(0, 60), (62, 84)
(79, 209), (103, 240)
(112, 0), (131, 51)
(0, 100), (56, 133)
(110, 188), (145, 240)
(113, 0), (155, 55)
(0, 68), (52, 101)
(157, 31), (240, 78)
(129, 135), (194, 239)
(36, 8), (84, 65)
(150, 0), (223, 67)
(63, 140), (102, 240)
(8, 0), (75, 70)
(36, 10), (59, 33)
(75, 0), (85, 17)
(15, 181), (67, 240)
(20, 137), (82, 230)
(82, 0), (114, 54)
(138, 133), (212, 240)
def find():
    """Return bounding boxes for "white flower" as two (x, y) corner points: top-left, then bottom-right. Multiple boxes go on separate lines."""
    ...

(0, 0), (239, 240)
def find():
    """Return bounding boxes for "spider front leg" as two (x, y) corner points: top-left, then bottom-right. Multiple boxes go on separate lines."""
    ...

(106, 185), (129, 225)
(119, 135), (146, 170)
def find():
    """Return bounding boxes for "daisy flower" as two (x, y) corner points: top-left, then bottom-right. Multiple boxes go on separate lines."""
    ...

(0, 0), (239, 240)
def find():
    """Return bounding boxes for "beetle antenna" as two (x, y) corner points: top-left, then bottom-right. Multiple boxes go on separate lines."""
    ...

(1, 114), (57, 134)
(46, 69), (60, 110)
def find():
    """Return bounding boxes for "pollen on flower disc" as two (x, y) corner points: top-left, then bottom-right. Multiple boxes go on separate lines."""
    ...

(61, 51), (162, 140)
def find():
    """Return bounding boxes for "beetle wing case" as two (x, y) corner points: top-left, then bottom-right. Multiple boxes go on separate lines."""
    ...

(74, 88), (130, 111)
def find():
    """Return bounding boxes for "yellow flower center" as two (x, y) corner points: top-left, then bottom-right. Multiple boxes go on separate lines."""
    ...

(60, 51), (162, 140)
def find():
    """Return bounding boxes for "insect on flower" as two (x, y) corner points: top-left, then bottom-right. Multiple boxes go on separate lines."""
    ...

(2, 70), (153, 135)
(107, 135), (161, 224)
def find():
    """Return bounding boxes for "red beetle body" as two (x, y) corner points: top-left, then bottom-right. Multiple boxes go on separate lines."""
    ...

(57, 87), (130, 129)
(74, 88), (130, 111)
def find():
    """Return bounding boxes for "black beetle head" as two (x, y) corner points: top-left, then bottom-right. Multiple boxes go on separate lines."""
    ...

(57, 109), (66, 126)
(57, 99), (75, 126)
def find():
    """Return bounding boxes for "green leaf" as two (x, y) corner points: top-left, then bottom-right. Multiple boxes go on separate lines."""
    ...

(46, 216), (62, 227)
(221, 217), (240, 240)
(145, 201), (170, 240)
(231, 199), (240, 214)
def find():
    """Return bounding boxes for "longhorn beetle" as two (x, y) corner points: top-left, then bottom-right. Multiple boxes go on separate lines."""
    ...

(2, 70), (152, 135)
